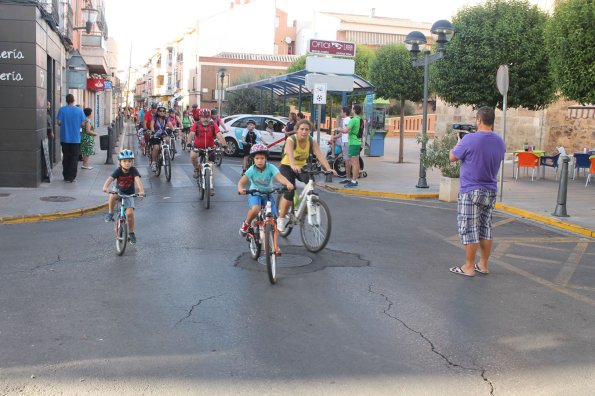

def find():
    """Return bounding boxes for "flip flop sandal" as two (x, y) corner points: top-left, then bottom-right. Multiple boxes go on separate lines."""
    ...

(449, 266), (475, 277)
(474, 263), (489, 274)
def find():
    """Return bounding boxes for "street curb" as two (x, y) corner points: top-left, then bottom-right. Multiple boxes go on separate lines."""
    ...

(321, 184), (439, 199)
(0, 203), (108, 224)
(495, 203), (595, 238)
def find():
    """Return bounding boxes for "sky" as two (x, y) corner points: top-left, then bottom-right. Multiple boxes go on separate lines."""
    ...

(105, 0), (553, 71)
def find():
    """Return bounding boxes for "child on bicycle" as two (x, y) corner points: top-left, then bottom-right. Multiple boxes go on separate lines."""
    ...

(237, 143), (293, 237)
(102, 149), (145, 244)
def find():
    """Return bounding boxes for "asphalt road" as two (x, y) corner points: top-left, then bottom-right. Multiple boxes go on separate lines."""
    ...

(1, 140), (594, 395)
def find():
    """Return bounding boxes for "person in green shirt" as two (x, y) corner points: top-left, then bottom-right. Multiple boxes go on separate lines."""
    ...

(345, 104), (362, 188)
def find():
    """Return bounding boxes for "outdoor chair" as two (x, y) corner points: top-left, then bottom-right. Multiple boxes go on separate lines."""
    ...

(516, 152), (540, 181)
(572, 153), (591, 180)
(539, 152), (561, 179)
(585, 157), (595, 187)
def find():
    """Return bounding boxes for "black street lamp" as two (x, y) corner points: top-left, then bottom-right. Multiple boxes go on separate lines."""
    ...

(405, 20), (454, 188)
(73, 6), (99, 34)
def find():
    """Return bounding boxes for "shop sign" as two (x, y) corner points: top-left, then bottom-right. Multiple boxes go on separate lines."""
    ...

(87, 78), (105, 91)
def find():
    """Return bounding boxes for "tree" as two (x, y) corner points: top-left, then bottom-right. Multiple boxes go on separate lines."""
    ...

(354, 45), (376, 80)
(545, 0), (595, 104)
(287, 55), (307, 73)
(226, 72), (266, 115)
(369, 44), (423, 162)
(433, 0), (556, 110)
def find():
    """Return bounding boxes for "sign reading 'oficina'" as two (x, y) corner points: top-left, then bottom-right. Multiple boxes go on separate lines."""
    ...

(0, 49), (25, 81)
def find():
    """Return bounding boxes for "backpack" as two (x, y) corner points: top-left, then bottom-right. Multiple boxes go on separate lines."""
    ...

(357, 117), (365, 139)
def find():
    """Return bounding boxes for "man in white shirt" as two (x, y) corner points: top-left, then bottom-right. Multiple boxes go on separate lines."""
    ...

(339, 106), (352, 183)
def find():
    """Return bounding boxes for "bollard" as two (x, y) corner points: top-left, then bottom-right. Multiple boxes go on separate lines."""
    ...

(552, 156), (570, 217)
(325, 172), (333, 183)
(105, 126), (114, 165)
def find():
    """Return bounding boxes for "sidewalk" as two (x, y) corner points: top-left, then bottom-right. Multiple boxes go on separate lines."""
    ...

(1, 127), (593, 238)
(0, 125), (118, 222)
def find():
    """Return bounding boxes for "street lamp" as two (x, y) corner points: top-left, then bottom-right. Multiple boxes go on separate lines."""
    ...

(405, 20), (454, 188)
(217, 68), (227, 116)
(73, 6), (99, 34)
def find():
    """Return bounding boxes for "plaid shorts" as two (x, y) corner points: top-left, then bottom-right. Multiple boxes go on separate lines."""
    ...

(457, 189), (497, 245)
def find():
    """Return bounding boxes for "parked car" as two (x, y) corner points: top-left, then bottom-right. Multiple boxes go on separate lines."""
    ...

(222, 114), (331, 158)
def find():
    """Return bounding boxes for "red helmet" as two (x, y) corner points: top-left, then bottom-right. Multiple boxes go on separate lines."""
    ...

(250, 143), (269, 158)
(198, 108), (211, 118)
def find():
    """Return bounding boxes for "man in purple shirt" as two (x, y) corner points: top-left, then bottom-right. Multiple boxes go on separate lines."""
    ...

(448, 107), (506, 277)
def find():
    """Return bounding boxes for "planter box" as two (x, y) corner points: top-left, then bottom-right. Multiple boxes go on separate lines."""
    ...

(439, 176), (460, 202)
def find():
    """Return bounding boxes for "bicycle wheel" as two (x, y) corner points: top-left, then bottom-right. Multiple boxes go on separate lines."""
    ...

(197, 165), (205, 200)
(333, 157), (346, 178)
(155, 152), (162, 177)
(215, 152), (222, 167)
(265, 222), (277, 284)
(170, 140), (176, 161)
(164, 149), (171, 182)
(115, 217), (128, 256)
(249, 224), (261, 260)
(299, 195), (332, 253)
(275, 193), (294, 237)
(204, 167), (211, 209)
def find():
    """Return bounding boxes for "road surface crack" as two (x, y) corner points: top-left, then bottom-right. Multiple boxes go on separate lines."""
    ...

(175, 294), (222, 327)
(369, 285), (495, 395)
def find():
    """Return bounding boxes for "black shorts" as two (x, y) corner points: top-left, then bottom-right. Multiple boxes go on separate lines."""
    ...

(243, 143), (253, 156)
(280, 164), (309, 200)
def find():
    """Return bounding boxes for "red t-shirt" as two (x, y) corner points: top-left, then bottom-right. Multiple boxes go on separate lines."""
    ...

(192, 121), (219, 149)
(191, 109), (200, 121)
(143, 112), (153, 129)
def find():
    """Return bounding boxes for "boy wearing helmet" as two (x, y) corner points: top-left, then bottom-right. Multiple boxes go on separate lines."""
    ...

(237, 143), (293, 237)
(102, 149), (145, 244)
(241, 119), (261, 174)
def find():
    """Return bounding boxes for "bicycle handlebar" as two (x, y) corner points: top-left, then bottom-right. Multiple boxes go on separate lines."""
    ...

(192, 147), (216, 153)
(239, 187), (288, 196)
(108, 191), (143, 198)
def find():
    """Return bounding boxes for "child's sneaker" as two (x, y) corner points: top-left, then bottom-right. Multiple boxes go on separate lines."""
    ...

(128, 232), (136, 244)
(239, 222), (250, 237)
(104, 212), (114, 222)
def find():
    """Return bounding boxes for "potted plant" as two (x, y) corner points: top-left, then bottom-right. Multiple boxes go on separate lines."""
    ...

(418, 130), (460, 202)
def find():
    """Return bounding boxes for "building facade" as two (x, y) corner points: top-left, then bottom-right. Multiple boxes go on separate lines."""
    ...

(0, 0), (115, 187)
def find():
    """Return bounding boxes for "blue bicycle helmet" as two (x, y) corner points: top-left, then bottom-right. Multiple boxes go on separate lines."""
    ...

(118, 149), (134, 160)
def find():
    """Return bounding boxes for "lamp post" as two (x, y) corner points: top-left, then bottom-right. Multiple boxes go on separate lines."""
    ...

(73, 6), (99, 34)
(217, 68), (227, 116)
(405, 20), (454, 188)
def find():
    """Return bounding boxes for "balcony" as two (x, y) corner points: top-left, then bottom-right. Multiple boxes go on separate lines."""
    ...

(80, 34), (108, 75)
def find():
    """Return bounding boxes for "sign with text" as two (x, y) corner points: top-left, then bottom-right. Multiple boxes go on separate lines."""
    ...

(104, 80), (113, 90)
(308, 39), (356, 57)
(87, 77), (105, 91)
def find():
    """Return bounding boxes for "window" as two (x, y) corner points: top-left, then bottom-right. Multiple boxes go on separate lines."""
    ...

(232, 117), (263, 129)
(264, 117), (285, 132)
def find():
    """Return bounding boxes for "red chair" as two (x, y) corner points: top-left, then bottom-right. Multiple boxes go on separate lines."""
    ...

(585, 157), (595, 187)
(516, 152), (540, 181)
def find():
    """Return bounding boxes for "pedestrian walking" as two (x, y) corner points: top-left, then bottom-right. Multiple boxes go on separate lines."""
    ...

(57, 94), (86, 183)
(448, 107), (506, 277)
(81, 108), (97, 170)
(46, 101), (54, 167)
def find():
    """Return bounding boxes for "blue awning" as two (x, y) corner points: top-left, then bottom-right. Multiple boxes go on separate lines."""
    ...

(226, 70), (376, 96)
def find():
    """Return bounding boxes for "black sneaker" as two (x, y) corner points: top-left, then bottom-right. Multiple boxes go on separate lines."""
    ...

(128, 232), (136, 244)
(104, 213), (114, 222)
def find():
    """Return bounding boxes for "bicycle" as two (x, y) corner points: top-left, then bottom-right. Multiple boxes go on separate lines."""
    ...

(180, 127), (190, 151)
(214, 141), (223, 167)
(241, 187), (287, 284)
(326, 144), (366, 178)
(169, 128), (179, 161)
(193, 147), (215, 209)
(276, 167), (332, 253)
(150, 133), (172, 182)
(108, 191), (140, 256)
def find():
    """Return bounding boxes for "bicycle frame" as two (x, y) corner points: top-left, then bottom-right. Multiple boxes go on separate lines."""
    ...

(195, 148), (215, 189)
(293, 179), (321, 226)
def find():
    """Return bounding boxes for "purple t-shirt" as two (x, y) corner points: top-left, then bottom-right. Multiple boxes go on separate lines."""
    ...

(452, 131), (506, 193)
